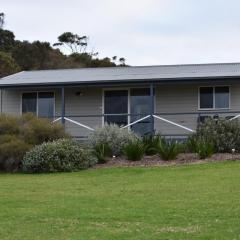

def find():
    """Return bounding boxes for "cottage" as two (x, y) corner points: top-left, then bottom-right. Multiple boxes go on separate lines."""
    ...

(0, 63), (239, 138)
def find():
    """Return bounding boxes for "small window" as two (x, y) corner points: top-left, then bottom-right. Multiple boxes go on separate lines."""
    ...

(22, 92), (54, 118)
(199, 86), (229, 109)
(22, 93), (37, 114)
(199, 87), (213, 109)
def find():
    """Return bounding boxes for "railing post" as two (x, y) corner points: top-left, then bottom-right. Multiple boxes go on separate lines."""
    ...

(150, 83), (155, 136)
(61, 86), (65, 125)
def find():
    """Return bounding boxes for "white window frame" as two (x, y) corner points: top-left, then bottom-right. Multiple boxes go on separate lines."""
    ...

(198, 86), (231, 110)
(20, 91), (55, 117)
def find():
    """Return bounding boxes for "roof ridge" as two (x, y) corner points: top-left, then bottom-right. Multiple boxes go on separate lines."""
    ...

(18, 62), (240, 73)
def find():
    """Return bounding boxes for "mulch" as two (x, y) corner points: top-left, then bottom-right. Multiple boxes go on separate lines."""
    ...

(94, 153), (240, 168)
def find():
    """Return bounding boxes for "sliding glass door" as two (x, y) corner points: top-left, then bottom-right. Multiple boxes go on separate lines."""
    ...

(104, 90), (128, 126)
(130, 88), (151, 135)
(104, 88), (152, 135)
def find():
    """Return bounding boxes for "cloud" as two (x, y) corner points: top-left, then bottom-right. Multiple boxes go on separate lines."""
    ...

(2, 0), (240, 65)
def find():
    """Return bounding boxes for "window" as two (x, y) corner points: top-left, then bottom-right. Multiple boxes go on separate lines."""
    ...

(215, 87), (229, 109)
(104, 90), (128, 126)
(22, 93), (37, 114)
(199, 86), (229, 109)
(38, 92), (54, 118)
(22, 92), (54, 118)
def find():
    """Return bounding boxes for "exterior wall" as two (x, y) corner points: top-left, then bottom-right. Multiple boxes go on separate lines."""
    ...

(1, 89), (21, 114)
(55, 87), (102, 137)
(0, 87), (102, 138)
(1, 83), (240, 138)
(155, 84), (240, 136)
(155, 85), (199, 136)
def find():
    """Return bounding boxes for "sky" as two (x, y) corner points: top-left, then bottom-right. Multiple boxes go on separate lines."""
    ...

(2, 0), (240, 66)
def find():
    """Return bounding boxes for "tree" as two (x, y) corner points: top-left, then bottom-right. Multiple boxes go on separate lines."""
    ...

(0, 29), (15, 52)
(0, 12), (5, 29)
(54, 32), (88, 54)
(12, 40), (85, 70)
(119, 57), (126, 66)
(0, 51), (20, 77)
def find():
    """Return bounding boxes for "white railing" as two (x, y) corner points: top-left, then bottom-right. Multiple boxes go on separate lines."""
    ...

(53, 114), (196, 134)
(229, 115), (240, 121)
(153, 115), (195, 133)
(52, 117), (62, 123)
(121, 115), (151, 129)
(64, 117), (95, 131)
(52, 112), (240, 138)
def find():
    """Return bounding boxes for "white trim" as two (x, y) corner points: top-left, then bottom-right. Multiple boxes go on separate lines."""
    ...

(21, 90), (56, 118)
(198, 85), (231, 110)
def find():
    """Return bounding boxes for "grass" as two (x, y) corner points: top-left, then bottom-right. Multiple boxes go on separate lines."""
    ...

(0, 161), (240, 240)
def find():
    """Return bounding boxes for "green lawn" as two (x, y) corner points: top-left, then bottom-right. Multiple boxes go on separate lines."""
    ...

(0, 162), (240, 240)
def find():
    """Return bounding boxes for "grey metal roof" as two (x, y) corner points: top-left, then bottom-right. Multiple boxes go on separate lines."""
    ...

(1, 62), (240, 87)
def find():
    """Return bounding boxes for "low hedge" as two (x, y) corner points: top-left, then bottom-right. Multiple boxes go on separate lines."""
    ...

(22, 139), (97, 173)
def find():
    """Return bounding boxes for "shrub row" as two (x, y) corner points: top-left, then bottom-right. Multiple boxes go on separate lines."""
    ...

(1, 117), (239, 173)
(90, 120), (235, 162)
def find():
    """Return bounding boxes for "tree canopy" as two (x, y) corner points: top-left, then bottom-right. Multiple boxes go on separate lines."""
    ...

(0, 13), (127, 78)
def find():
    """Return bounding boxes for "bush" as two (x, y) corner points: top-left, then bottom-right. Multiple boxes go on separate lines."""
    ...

(0, 135), (32, 172)
(20, 114), (68, 145)
(22, 139), (97, 173)
(123, 140), (145, 161)
(195, 118), (240, 153)
(93, 142), (112, 164)
(143, 134), (161, 155)
(89, 124), (138, 156)
(196, 140), (215, 159)
(186, 135), (199, 153)
(0, 114), (68, 172)
(156, 139), (181, 161)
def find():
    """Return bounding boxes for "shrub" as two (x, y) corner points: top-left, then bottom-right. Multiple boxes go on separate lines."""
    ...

(0, 114), (68, 172)
(186, 135), (199, 153)
(22, 139), (97, 173)
(195, 118), (240, 153)
(196, 140), (215, 159)
(20, 114), (68, 145)
(156, 139), (181, 161)
(89, 124), (138, 156)
(93, 142), (112, 164)
(123, 140), (145, 161)
(0, 135), (32, 172)
(143, 134), (161, 155)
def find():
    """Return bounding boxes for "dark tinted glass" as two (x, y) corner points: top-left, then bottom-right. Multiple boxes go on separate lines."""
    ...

(200, 87), (213, 109)
(22, 92), (37, 114)
(130, 88), (151, 136)
(38, 92), (54, 118)
(104, 90), (128, 126)
(215, 86), (229, 109)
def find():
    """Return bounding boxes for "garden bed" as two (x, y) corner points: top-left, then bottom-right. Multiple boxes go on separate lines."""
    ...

(94, 153), (240, 168)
